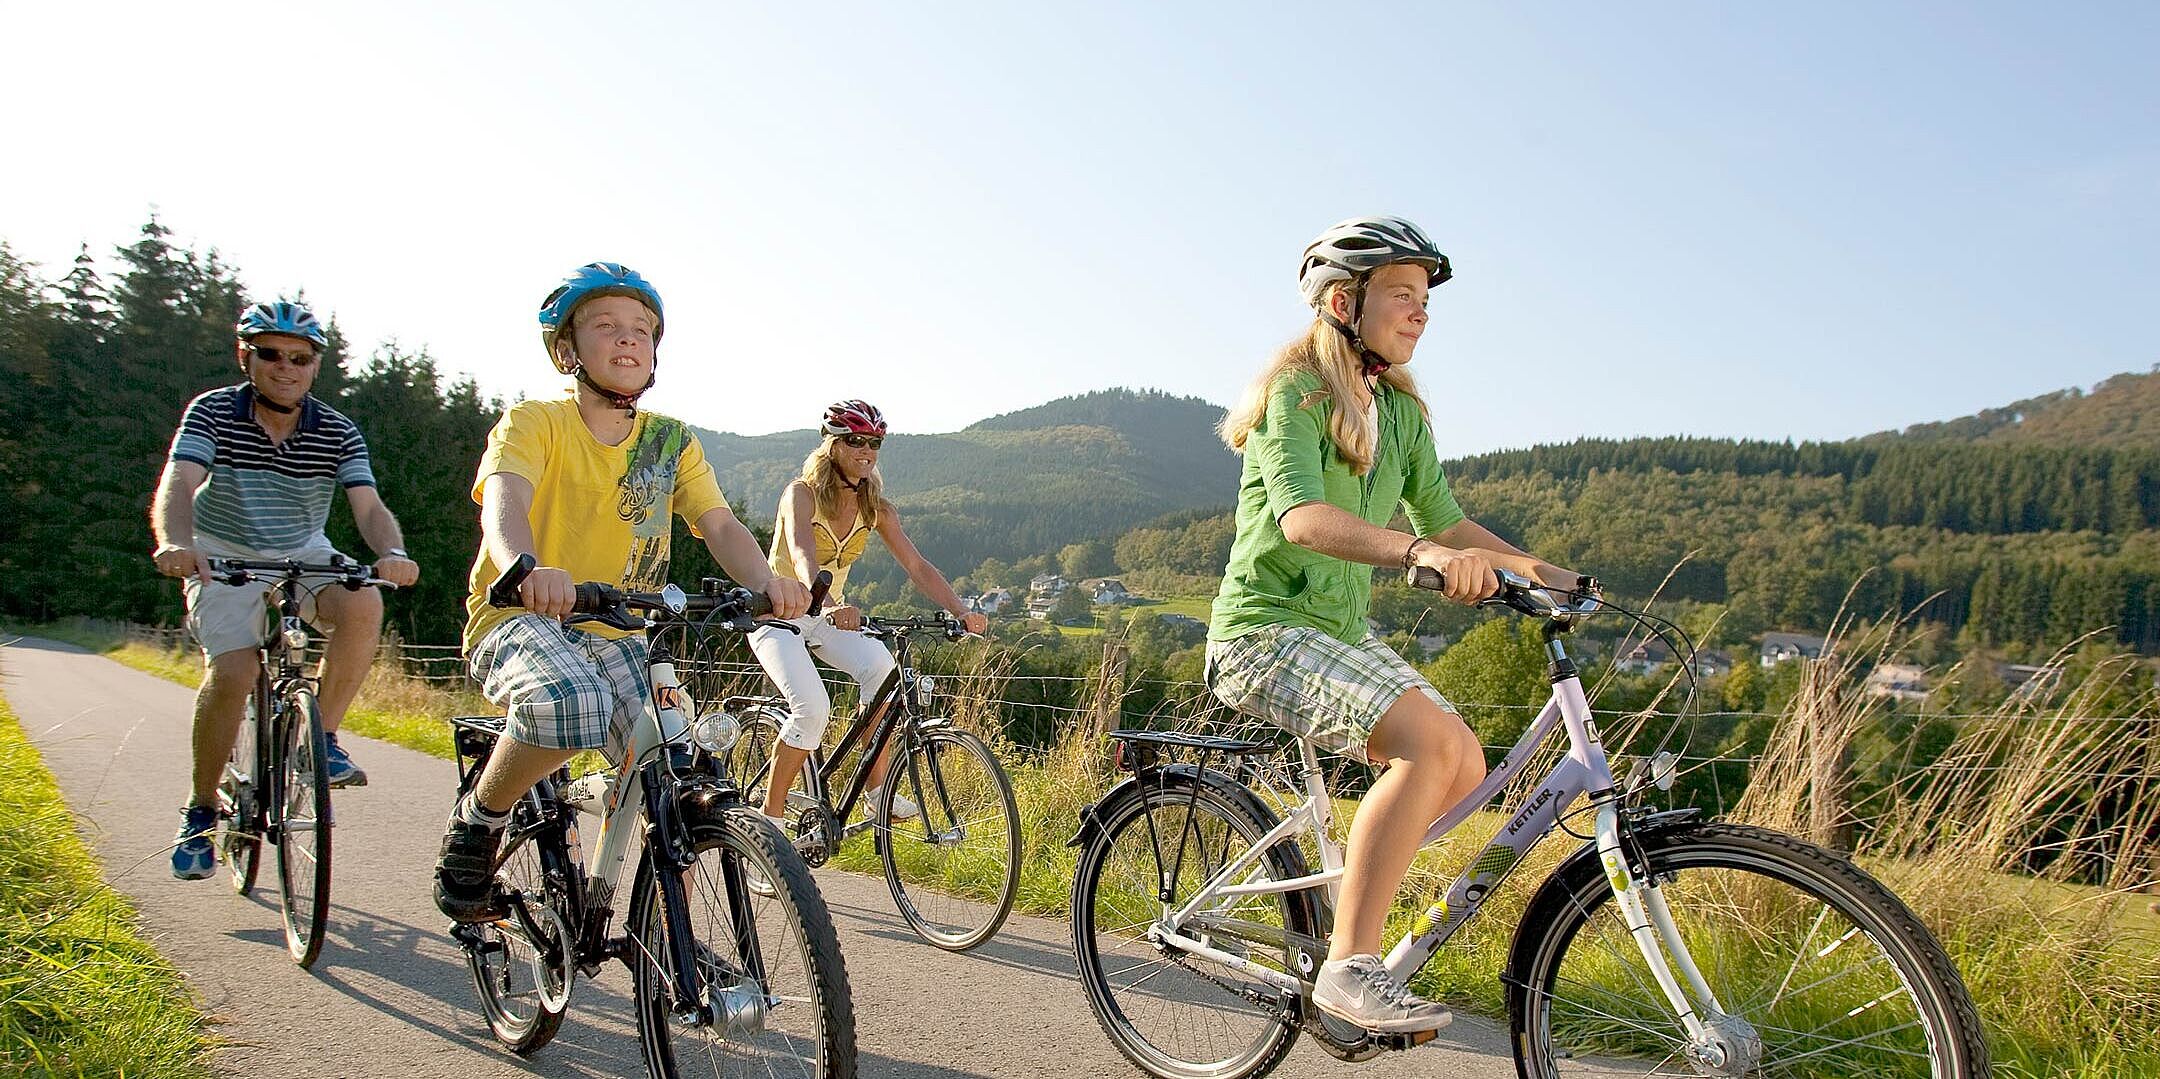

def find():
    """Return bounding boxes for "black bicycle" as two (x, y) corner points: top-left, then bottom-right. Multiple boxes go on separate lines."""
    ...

(722, 611), (1021, 952)
(450, 556), (854, 1078)
(209, 555), (390, 969)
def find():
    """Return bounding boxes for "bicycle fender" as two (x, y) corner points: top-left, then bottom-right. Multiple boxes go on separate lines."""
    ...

(1065, 763), (1283, 850)
(1500, 807), (1706, 1002)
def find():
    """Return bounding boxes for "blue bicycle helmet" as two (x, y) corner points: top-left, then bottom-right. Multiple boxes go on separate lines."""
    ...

(537, 262), (665, 373)
(235, 300), (329, 348)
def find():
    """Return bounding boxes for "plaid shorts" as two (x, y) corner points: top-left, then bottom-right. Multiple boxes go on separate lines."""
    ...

(1205, 625), (1453, 764)
(468, 615), (650, 757)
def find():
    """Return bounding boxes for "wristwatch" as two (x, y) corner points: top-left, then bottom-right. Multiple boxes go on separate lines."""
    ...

(383, 547), (409, 559)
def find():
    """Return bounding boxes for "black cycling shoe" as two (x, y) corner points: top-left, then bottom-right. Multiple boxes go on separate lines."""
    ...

(434, 814), (509, 923)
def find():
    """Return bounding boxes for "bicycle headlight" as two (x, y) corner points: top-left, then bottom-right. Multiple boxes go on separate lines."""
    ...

(282, 625), (309, 650)
(913, 675), (936, 709)
(692, 710), (741, 754)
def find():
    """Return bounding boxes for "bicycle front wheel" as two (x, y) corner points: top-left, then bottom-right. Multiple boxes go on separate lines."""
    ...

(1071, 772), (1311, 1079)
(630, 801), (855, 1079)
(876, 727), (1020, 951)
(274, 687), (333, 967)
(218, 677), (266, 897)
(1509, 821), (1989, 1078)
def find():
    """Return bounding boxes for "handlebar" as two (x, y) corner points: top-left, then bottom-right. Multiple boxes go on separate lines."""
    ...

(1406, 564), (1602, 623)
(207, 555), (393, 591)
(862, 611), (972, 641)
(484, 554), (828, 633)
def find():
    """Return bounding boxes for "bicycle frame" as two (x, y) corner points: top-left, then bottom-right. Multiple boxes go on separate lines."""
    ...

(750, 620), (949, 840)
(487, 631), (766, 1026)
(1148, 637), (1731, 1047)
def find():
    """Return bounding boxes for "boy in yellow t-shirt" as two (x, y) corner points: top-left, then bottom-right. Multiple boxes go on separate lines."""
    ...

(434, 262), (810, 923)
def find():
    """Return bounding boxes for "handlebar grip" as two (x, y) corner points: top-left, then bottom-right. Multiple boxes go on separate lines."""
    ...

(1406, 565), (1445, 592)
(806, 570), (832, 617)
(488, 553), (536, 608)
(572, 582), (619, 615)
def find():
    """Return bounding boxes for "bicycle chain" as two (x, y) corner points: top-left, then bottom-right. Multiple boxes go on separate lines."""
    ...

(1147, 931), (1387, 1058)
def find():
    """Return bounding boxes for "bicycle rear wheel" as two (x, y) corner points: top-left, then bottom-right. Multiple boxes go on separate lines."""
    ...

(218, 676), (266, 897)
(464, 803), (572, 1054)
(876, 727), (1020, 950)
(630, 799), (854, 1078)
(1070, 772), (1312, 1079)
(274, 687), (333, 967)
(1509, 821), (1989, 1078)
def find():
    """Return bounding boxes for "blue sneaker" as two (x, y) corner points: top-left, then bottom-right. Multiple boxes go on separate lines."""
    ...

(172, 803), (218, 880)
(324, 733), (367, 788)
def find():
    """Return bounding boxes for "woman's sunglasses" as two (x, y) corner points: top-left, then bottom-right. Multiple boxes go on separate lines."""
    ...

(838, 434), (883, 449)
(248, 344), (319, 367)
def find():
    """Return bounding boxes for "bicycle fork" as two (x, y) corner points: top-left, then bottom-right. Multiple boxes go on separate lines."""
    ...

(1592, 800), (1761, 1075)
(645, 763), (772, 1038)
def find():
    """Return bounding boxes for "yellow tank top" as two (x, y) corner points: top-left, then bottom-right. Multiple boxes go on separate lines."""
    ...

(768, 495), (874, 604)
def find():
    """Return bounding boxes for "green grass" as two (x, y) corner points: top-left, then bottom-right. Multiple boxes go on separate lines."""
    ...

(0, 694), (213, 1078)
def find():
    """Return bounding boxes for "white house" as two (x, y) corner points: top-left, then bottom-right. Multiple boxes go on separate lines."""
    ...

(1865, 663), (1929, 701)
(1760, 632), (1827, 667)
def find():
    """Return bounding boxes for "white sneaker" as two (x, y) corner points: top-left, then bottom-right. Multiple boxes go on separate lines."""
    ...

(1310, 954), (1453, 1033)
(866, 787), (919, 822)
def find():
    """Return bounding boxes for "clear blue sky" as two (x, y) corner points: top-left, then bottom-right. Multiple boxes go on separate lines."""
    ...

(4, 2), (2153, 457)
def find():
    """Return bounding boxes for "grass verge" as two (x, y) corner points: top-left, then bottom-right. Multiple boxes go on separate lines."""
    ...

(0, 693), (213, 1077)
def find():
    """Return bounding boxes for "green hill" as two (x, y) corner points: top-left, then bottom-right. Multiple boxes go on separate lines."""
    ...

(1867, 367), (2160, 448)
(693, 388), (1238, 571)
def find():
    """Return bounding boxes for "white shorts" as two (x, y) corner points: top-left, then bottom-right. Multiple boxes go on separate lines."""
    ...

(182, 533), (351, 659)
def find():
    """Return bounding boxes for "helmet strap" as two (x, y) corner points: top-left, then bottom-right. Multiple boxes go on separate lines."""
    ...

(1320, 280), (1392, 377)
(566, 341), (658, 412)
(252, 393), (299, 416)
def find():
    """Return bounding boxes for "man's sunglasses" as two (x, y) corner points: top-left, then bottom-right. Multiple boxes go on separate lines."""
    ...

(838, 434), (884, 450)
(249, 344), (319, 367)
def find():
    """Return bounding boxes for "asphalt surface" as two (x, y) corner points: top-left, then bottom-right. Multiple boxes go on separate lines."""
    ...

(3, 637), (1518, 1078)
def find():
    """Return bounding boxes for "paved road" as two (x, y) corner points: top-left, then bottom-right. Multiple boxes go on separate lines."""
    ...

(3, 637), (1518, 1078)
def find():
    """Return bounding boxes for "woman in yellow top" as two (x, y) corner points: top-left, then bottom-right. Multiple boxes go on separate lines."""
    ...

(751, 400), (988, 826)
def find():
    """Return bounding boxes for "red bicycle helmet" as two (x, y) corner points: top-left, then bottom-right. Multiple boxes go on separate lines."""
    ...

(821, 400), (887, 437)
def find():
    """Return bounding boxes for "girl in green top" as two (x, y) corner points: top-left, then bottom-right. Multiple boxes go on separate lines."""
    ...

(1206, 215), (1584, 1034)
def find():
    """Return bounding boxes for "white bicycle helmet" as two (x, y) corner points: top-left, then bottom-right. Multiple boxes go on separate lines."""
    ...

(1297, 215), (1452, 310)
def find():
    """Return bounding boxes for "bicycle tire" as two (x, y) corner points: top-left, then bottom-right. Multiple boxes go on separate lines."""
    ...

(219, 676), (266, 897)
(274, 688), (334, 967)
(876, 727), (1020, 951)
(1508, 821), (1989, 1078)
(629, 800), (855, 1079)
(465, 802), (572, 1054)
(1071, 770), (1315, 1079)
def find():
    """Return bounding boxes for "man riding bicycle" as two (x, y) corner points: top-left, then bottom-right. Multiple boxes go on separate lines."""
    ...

(1207, 216), (1583, 1033)
(432, 262), (810, 923)
(151, 299), (421, 880)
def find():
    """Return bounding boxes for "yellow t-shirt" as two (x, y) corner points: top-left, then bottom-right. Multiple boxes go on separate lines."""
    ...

(463, 398), (729, 653)
(768, 493), (874, 606)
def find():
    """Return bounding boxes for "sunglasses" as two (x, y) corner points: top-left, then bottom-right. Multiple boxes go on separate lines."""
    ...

(249, 344), (319, 367)
(838, 434), (884, 450)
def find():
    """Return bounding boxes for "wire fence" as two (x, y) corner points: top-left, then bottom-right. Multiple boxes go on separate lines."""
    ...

(115, 622), (2160, 788)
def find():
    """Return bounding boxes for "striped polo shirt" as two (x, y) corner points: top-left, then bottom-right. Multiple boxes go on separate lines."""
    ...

(166, 384), (377, 552)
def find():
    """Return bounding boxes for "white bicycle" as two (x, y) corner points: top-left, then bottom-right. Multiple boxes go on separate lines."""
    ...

(1069, 568), (1987, 1078)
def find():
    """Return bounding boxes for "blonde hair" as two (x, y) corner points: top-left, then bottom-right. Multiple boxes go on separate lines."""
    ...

(1218, 283), (1430, 475)
(801, 437), (888, 527)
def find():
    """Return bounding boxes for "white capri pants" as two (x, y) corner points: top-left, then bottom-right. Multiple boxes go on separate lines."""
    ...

(747, 615), (898, 751)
